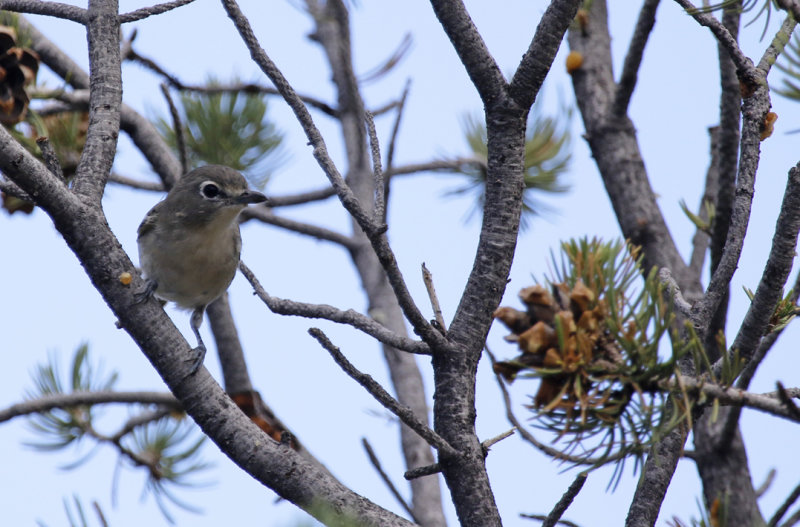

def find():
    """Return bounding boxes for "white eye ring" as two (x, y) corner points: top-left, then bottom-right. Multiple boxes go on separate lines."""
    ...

(200, 181), (221, 199)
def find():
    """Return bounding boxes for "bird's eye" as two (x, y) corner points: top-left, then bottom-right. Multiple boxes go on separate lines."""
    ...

(200, 182), (221, 199)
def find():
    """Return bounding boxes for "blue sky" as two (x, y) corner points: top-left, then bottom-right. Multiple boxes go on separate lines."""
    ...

(2, 1), (800, 526)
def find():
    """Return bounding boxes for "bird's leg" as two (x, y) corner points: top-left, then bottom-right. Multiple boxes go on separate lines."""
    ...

(188, 306), (207, 374)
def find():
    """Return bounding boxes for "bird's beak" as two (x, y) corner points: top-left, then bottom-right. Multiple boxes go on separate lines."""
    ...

(235, 190), (268, 206)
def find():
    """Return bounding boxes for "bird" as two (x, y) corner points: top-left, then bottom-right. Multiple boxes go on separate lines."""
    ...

(136, 165), (267, 373)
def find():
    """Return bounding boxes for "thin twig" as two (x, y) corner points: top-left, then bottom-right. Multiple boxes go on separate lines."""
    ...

(658, 268), (693, 319)
(365, 110), (386, 225)
(382, 80), (411, 222)
(756, 468), (777, 499)
(776, 381), (800, 421)
(481, 428), (516, 451)
(35, 137), (65, 182)
(422, 263), (447, 332)
(263, 186), (336, 207)
(110, 407), (174, 442)
(361, 438), (418, 523)
(239, 262), (429, 355)
(541, 472), (588, 527)
(308, 328), (458, 458)
(404, 462), (441, 480)
(386, 157), (486, 177)
(612, 0), (660, 117)
(159, 83), (188, 175)
(119, 0), (198, 23)
(107, 172), (165, 192)
(519, 513), (580, 527)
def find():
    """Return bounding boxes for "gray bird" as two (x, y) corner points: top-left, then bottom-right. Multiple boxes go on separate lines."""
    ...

(137, 165), (267, 373)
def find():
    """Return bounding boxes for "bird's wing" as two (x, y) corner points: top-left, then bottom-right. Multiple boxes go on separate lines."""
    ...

(137, 201), (164, 240)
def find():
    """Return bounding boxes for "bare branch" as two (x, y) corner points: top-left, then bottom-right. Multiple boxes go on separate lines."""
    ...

(0, 391), (180, 424)
(119, 0), (198, 23)
(422, 263), (447, 332)
(612, 0), (660, 118)
(110, 407), (175, 442)
(308, 328), (458, 458)
(428, 0), (506, 106)
(108, 172), (165, 192)
(239, 262), (430, 355)
(35, 137), (66, 182)
(508, 0), (581, 109)
(776, 382), (800, 421)
(365, 110), (386, 224)
(0, 0), (87, 23)
(658, 268), (693, 319)
(263, 185), (336, 207)
(387, 157), (486, 177)
(71, 0), (122, 201)
(159, 83), (189, 175)
(757, 468), (777, 498)
(481, 428), (515, 451)
(541, 472), (588, 527)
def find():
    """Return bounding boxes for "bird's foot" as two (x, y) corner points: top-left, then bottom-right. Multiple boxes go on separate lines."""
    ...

(187, 343), (207, 375)
(133, 279), (158, 305)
